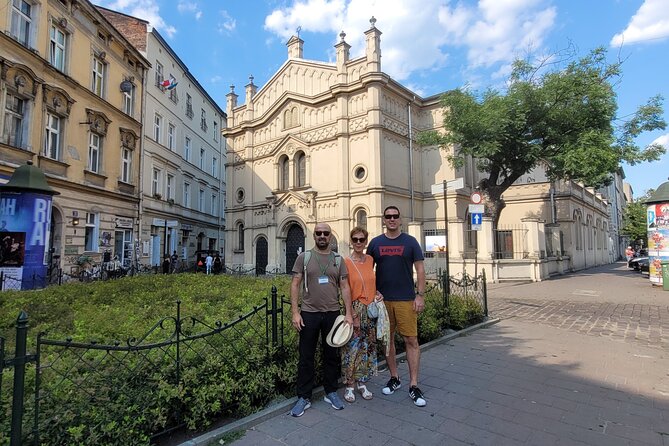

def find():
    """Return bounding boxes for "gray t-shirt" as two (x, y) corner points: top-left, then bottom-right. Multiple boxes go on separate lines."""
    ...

(292, 250), (348, 312)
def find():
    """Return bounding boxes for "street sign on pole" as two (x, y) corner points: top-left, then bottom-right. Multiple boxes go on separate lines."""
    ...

(470, 212), (483, 231)
(468, 204), (484, 214)
(431, 177), (464, 195)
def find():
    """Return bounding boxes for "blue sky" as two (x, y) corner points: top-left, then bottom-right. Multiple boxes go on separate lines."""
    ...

(94, 0), (669, 198)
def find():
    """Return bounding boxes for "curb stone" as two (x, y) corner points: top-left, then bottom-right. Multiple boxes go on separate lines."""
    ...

(178, 317), (501, 446)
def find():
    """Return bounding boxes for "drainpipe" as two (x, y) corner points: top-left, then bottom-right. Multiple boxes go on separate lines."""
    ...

(135, 65), (148, 271)
(550, 184), (556, 224)
(408, 98), (415, 220)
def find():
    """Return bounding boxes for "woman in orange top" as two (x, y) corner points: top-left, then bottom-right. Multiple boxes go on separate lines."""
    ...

(342, 226), (383, 402)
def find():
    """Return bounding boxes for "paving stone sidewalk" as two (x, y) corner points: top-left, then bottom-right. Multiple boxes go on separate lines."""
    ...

(487, 263), (669, 351)
(219, 318), (669, 446)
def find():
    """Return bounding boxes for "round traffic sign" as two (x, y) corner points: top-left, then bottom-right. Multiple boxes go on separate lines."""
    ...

(471, 191), (482, 204)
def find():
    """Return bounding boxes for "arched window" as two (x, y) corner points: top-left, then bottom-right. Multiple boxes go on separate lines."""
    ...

(295, 151), (306, 187)
(237, 222), (245, 251)
(355, 208), (367, 229)
(279, 155), (289, 190)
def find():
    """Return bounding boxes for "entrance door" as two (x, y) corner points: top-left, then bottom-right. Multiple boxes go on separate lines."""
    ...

(255, 236), (268, 275)
(285, 224), (305, 273)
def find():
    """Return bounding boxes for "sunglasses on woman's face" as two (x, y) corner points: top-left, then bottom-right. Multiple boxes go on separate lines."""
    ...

(351, 237), (366, 243)
(314, 231), (330, 236)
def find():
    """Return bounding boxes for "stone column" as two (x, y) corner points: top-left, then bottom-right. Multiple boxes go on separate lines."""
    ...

(478, 217), (495, 260)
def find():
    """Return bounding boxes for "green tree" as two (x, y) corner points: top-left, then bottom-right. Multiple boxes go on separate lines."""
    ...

(419, 47), (666, 226)
(621, 189), (654, 247)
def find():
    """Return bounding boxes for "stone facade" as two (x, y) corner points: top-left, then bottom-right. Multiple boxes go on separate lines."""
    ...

(224, 20), (612, 281)
(0, 0), (148, 274)
(99, 8), (226, 268)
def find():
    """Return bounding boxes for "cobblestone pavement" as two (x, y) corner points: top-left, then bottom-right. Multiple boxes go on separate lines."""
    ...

(488, 263), (669, 351)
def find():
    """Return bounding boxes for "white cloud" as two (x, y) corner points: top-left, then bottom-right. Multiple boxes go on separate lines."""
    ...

(218, 10), (237, 34)
(97, 0), (176, 37)
(263, 0), (556, 81)
(210, 75), (223, 84)
(611, 0), (669, 46)
(177, 1), (202, 20)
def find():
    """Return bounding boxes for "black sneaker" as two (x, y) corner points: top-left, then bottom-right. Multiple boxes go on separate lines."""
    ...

(382, 376), (401, 395)
(409, 386), (427, 407)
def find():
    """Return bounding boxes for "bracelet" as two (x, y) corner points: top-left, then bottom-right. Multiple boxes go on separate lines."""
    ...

(416, 292), (424, 296)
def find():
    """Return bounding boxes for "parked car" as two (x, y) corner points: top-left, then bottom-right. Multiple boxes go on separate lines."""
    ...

(628, 256), (649, 272)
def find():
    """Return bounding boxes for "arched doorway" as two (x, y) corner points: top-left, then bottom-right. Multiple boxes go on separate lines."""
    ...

(285, 224), (305, 273)
(255, 236), (268, 275)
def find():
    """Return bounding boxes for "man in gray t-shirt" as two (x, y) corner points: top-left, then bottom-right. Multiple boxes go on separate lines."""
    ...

(289, 222), (353, 417)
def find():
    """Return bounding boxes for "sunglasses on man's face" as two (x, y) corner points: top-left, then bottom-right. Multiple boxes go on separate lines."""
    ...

(351, 237), (366, 243)
(314, 231), (331, 236)
(384, 214), (400, 220)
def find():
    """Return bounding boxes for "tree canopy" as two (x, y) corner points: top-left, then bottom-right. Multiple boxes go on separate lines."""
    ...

(419, 47), (666, 225)
(621, 189), (653, 248)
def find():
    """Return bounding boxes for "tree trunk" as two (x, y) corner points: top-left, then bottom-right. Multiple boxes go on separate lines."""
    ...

(481, 186), (506, 230)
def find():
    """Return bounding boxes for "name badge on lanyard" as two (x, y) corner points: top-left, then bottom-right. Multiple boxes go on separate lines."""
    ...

(318, 276), (329, 285)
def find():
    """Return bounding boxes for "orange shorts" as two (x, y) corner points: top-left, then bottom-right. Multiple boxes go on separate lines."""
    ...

(384, 300), (417, 337)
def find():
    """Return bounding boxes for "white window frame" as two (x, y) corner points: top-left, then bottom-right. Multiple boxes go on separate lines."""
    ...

(92, 55), (105, 97)
(122, 84), (134, 117)
(155, 61), (163, 88)
(213, 121), (218, 142)
(212, 156), (217, 177)
(44, 112), (61, 160)
(199, 148), (205, 170)
(84, 212), (99, 252)
(166, 174), (174, 200)
(151, 167), (162, 197)
(211, 194), (217, 216)
(186, 94), (193, 119)
(154, 113), (162, 143)
(183, 182), (191, 208)
(49, 24), (66, 71)
(88, 133), (101, 173)
(167, 123), (175, 151)
(199, 189), (205, 212)
(184, 136), (191, 162)
(10, 0), (33, 47)
(121, 148), (132, 183)
(2, 92), (28, 149)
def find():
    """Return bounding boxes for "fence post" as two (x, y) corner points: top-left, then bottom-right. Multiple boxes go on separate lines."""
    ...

(270, 286), (279, 349)
(482, 269), (488, 317)
(1, 271), (4, 290)
(10, 311), (29, 446)
(175, 300), (181, 384)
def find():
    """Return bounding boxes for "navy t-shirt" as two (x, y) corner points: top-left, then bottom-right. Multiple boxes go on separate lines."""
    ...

(366, 232), (424, 301)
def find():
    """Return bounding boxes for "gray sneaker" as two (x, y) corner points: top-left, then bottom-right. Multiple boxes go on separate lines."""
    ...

(324, 392), (345, 410)
(290, 397), (311, 417)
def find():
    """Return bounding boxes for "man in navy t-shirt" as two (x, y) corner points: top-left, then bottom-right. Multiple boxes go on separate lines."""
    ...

(366, 205), (427, 407)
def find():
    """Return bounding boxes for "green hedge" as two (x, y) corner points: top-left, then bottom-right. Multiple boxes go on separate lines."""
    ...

(0, 274), (483, 445)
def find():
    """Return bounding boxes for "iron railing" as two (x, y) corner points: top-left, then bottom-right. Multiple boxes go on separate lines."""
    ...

(0, 287), (290, 446)
(494, 226), (529, 259)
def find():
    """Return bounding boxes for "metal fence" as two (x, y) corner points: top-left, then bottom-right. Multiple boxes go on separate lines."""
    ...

(0, 287), (289, 446)
(494, 226), (528, 259)
(544, 226), (564, 258)
(428, 270), (488, 327)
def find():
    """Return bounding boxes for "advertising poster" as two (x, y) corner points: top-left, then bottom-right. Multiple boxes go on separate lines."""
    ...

(0, 191), (52, 289)
(647, 203), (669, 286)
(425, 235), (447, 252)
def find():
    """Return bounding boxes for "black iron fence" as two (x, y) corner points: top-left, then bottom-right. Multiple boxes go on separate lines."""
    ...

(0, 287), (291, 446)
(430, 270), (488, 328)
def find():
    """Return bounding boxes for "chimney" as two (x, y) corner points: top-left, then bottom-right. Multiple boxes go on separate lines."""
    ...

(364, 16), (382, 72)
(287, 35), (304, 59)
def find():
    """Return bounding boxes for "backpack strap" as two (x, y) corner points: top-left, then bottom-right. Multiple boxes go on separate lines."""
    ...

(303, 250), (312, 293)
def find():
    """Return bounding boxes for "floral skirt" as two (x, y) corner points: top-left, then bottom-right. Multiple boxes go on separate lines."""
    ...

(341, 300), (378, 384)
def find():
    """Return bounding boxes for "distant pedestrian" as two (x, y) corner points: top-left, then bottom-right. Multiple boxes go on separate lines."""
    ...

(625, 246), (634, 262)
(171, 250), (179, 273)
(367, 205), (427, 407)
(213, 253), (222, 274)
(162, 255), (171, 274)
(290, 222), (353, 417)
(205, 253), (213, 274)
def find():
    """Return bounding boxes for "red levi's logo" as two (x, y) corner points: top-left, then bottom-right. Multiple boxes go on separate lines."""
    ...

(379, 246), (404, 256)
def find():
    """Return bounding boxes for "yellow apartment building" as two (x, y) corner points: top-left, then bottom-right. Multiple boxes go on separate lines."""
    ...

(0, 0), (149, 275)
